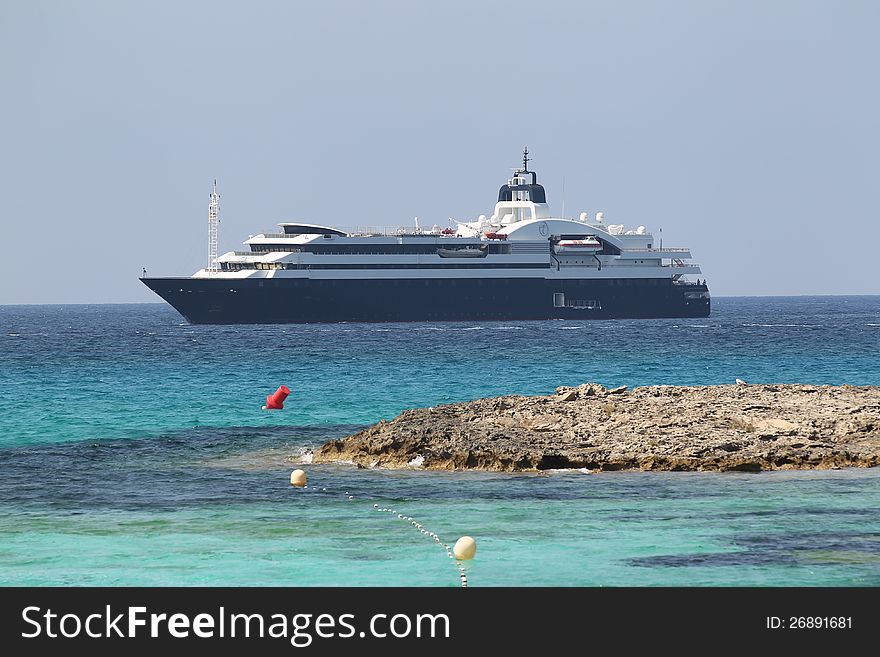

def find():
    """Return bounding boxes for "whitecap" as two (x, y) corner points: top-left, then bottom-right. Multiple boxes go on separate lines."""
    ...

(742, 323), (820, 328)
(407, 455), (425, 468)
(542, 467), (597, 474)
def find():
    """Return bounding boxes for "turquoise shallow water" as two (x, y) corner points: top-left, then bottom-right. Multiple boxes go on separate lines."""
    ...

(1, 297), (879, 586)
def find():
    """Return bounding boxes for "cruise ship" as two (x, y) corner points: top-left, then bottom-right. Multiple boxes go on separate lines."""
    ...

(142, 150), (710, 323)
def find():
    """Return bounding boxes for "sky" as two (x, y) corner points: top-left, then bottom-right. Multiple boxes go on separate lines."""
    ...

(1, 0), (877, 303)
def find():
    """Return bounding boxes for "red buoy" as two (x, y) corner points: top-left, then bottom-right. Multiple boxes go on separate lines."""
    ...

(265, 385), (290, 410)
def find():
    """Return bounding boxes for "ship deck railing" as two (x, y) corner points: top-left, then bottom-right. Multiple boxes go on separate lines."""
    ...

(230, 250), (302, 256)
(231, 251), (700, 264)
(253, 231), (699, 250)
(257, 228), (463, 239)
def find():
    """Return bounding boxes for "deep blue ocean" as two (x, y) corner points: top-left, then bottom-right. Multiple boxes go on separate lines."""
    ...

(1, 297), (878, 586)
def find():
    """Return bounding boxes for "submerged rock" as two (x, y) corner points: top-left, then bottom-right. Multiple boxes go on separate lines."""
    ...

(313, 384), (880, 473)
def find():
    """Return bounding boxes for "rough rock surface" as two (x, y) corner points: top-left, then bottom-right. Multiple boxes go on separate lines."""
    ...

(314, 384), (880, 472)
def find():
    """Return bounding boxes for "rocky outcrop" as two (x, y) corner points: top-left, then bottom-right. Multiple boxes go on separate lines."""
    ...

(314, 383), (880, 472)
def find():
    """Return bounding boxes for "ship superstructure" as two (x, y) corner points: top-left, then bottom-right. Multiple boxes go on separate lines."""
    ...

(142, 150), (710, 323)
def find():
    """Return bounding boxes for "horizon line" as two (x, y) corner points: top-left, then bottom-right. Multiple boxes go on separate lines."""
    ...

(2, 293), (880, 307)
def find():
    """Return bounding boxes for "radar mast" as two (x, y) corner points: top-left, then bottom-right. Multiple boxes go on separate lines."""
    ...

(207, 180), (220, 274)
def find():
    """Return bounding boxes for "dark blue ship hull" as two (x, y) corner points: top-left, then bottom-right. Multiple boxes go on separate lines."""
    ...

(141, 276), (710, 324)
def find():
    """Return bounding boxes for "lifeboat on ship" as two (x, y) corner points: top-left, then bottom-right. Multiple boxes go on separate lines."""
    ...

(554, 237), (602, 254)
(484, 232), (507, 240)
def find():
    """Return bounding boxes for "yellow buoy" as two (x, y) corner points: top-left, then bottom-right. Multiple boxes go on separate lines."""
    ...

(290, 469), (307, 488)
(453, 536), (477, 561)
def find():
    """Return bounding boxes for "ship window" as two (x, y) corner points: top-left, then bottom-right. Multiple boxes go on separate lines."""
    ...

(553, 292), (565, 307)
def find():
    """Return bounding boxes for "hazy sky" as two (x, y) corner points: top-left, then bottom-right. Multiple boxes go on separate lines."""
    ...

(1, 0), (877, 303)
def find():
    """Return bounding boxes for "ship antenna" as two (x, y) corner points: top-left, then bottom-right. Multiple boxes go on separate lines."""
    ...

(522, 146), (530, 172)
(207, 180), (220, 274)
(562, 174), (565, 220)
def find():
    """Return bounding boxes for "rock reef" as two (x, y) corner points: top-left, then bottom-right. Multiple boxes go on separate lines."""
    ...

(314, 383), (880, 472)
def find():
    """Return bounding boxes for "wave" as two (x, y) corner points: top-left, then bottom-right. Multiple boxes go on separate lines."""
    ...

(742, 323), (822, 328)
(542, 467), (598, 475)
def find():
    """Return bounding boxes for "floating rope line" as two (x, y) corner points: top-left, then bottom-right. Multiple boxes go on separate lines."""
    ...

(372, 503), (469, 588)
(296, 481), (469, 588)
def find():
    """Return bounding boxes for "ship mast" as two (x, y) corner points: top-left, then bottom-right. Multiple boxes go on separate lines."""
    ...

(207, 180), (220, 273)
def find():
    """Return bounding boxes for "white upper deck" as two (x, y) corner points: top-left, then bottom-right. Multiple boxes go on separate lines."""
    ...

(195, 149), (702, 281)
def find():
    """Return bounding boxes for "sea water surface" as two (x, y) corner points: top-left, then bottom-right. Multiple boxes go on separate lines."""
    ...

(1, 297), (878, 585)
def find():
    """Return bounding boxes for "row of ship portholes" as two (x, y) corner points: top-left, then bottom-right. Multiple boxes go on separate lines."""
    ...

(173, 278), (663, 294)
